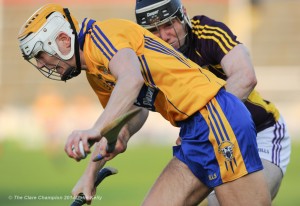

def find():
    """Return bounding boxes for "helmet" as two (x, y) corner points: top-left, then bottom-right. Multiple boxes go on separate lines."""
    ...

(135, 0), (190, 30)
(17, 4), (81, 81)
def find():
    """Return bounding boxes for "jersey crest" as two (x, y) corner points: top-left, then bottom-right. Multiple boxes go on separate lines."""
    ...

(96, 73), (115, 91)
(218, 140), (239, 173)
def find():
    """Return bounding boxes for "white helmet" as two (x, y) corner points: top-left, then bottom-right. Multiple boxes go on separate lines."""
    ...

(18, 4), (81, 81)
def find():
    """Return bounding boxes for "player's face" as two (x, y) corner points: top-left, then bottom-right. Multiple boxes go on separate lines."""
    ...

(35, 52), (68, 77)
(150, 18), (186, 49)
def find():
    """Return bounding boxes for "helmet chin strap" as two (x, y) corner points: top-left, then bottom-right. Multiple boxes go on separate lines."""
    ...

(61, 66), (79, 81)
(178, 33), (189, 54)
(61, 8), (81, 81)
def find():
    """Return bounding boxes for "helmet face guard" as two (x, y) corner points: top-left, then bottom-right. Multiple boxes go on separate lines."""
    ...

(18, 4), (81, 81)
(26, 52), (78, 81)
(135, 0), (190, 50)
(27, 54), (62, 81)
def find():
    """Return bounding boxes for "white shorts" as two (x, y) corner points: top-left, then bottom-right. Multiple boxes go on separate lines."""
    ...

(256, 115), (291, 174)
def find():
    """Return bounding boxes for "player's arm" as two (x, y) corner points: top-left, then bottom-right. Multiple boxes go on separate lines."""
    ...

(65, 47), (145, 158)
(71, 153), (106, 204)
(199, 16), (257, 101)
(69, 48), (146, 203)
(71, 108), (148, 204)
(90, 47), (146, 137)
(220, 44), (257, 101)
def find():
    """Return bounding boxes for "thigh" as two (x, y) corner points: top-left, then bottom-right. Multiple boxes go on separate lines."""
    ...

(214, 171), (271, 206)
(205, 159), (283, 205)
(198, 172), (272, 206)
(142, 157), (212, 206)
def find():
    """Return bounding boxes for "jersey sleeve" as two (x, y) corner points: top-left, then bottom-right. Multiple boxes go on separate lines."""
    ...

(87, 19), (145, 69)
(191, 15), (240, 64)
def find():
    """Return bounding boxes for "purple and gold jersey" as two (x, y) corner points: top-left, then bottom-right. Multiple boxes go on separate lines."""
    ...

(184, 15), (279, 132)
(78, 18), (225, 126)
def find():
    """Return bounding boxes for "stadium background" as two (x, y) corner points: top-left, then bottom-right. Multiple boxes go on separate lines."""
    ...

(0, 0), (299, 205)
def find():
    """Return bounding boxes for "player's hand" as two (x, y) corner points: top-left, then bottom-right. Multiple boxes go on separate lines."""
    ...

(93, 125), (129, 162)
(65, 128), (100, 161)
(71, 171), (97, 205)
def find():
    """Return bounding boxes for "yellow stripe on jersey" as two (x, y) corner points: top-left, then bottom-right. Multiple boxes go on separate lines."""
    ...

(196, 33), (230, 54)
(247, 90), (280, 122)
(205, 99), (247, 182)
(191, 19), (238, 54)
(195, 50), (202, 58)
(191, 19), (238, 47)
(81, 18), (91, 37)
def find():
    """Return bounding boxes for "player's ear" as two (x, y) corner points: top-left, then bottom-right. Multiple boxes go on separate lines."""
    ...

(56, 32), (71, 49)
(56, 32), (71, 55)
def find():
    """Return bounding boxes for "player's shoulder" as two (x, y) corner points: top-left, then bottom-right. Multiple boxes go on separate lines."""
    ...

(91, 18), (144, 35)
(191, 15), (213, 21)
(100, 18), (139, 27)
(190, 15), (226, 28)
(191, 15), (214, 25)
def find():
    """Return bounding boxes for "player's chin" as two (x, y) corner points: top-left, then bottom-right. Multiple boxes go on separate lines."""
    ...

(170, 41), (180, 50)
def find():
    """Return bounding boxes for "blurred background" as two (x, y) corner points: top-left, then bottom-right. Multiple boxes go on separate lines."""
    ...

(0, 0), (299, 205)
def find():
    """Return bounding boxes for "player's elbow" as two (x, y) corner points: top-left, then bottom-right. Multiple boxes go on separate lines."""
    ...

(132, 73), (145, 89)
(137, 75), (145, 87)
(247, 71), (257, 90)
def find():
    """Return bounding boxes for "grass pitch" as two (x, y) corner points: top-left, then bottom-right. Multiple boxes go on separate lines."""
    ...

(0, 139), (298, 206)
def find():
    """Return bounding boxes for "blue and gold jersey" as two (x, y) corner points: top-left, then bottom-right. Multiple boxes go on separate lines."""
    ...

(184, 15), (280, 132)
(78, 18), (225, 126)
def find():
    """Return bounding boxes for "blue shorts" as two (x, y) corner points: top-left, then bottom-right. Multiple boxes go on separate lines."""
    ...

(173, 89), (263, 188)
